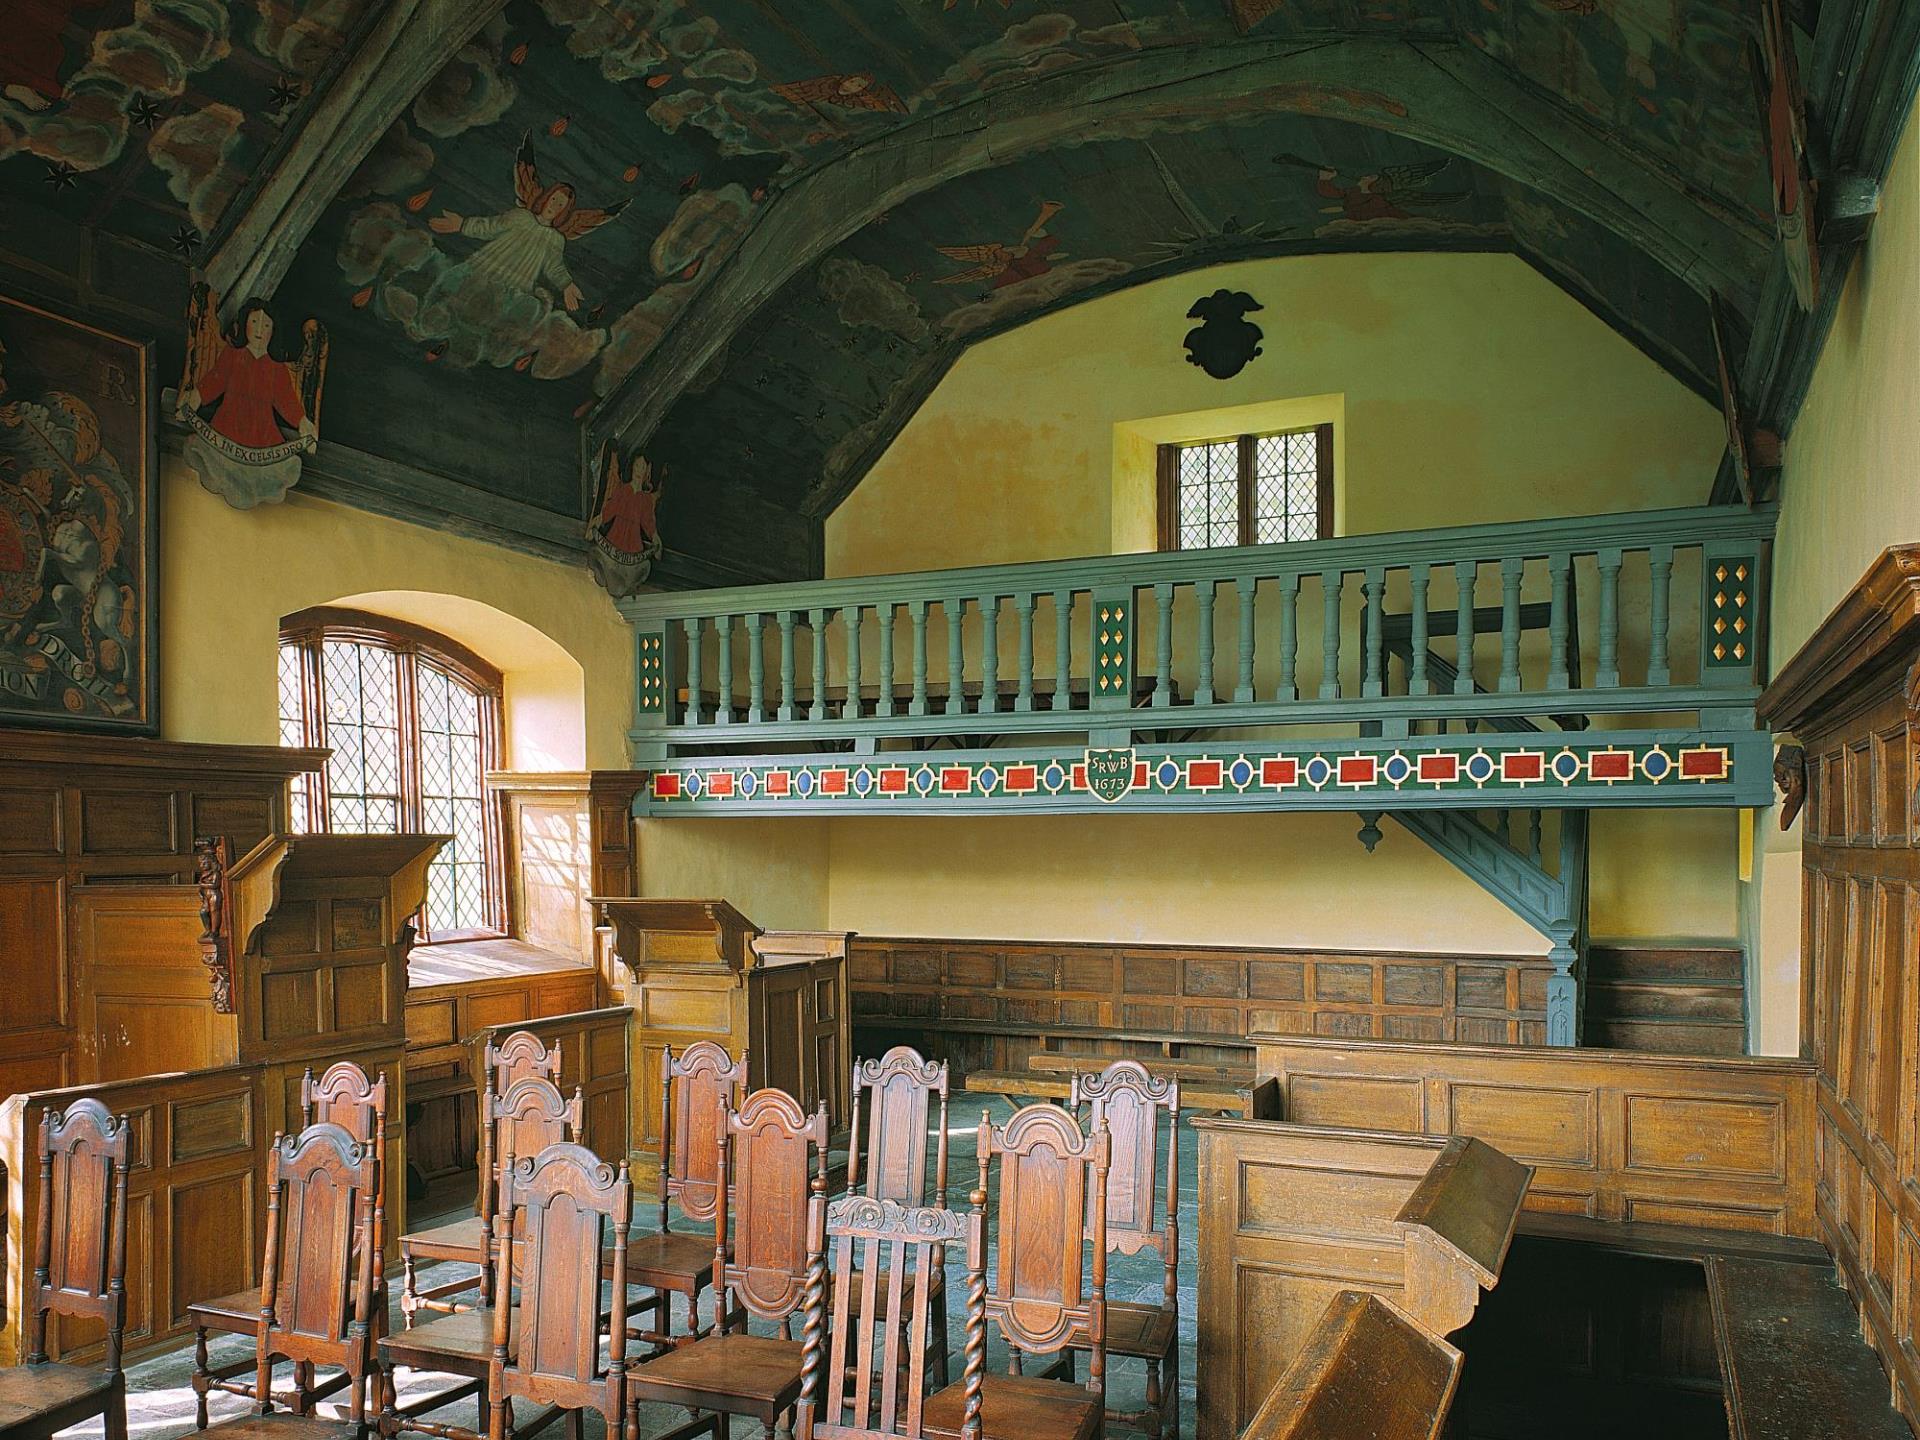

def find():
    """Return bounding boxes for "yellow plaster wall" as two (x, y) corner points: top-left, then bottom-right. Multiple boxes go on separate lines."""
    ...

(1751, 90), (1920, 1055)
(807, 252), (1740, 960)
(827, 252), (1724, 575)
(635, 818), (832, 931)
(158, 456), (632, 769)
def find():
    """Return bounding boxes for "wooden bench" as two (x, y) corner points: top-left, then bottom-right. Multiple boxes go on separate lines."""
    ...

(1022, 1052), (1254, 1083)
(1242, 1291), (1460, 1440)
(961, 1066), (1271, 1117)
(1708, 1255), (1913, 1440)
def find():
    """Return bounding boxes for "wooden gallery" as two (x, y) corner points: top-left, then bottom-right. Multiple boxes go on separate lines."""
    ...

(2, 3), (1918, 1439)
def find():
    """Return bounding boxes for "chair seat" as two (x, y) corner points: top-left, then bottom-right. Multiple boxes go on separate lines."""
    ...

(193, 1282), (391, 1337)
(400, 1216), (488, 1264)
(626, 1332), (803, 1412)
(620, 1231), (719, 1289)
(923, 1372), (1103, 1440)
(380, 1308), (514, 1373)
(199, 1410), (367, 1440)
(1100, 1301), (1176, 1359)
(0, 1362), (117, 1429)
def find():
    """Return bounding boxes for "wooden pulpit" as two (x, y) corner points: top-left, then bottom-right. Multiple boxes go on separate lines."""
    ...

(590, 897), (851, 1181)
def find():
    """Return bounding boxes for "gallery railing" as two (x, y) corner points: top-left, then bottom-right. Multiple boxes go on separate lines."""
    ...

(620, 503), (1775, 757)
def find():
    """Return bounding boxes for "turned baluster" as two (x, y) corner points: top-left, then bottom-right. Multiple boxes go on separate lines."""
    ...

(1277, 573), (1300, 702)
(745, 612), (766, 721)
(1648, 544), (1674, 686)
(778, 610), (798, 721)
(843, 606), (862, 720)
(1362, 566), (1385, 699)
(1547, 555), (1571, 692)
(979, 595), (1000, 714)
(1498, 557), (1524, 694)
(1596, 548), (1622, 688)
(1196, 579), (1218, 706)
(1319, 569), (1342, 700)
(1409, 564), (1432, 697)
(1153, 582), (1175, 707)
(1454, 560), (1477, 696)
(1235, 575), (1258, 704)
(714, 615), (734, 724)
(945, 600), (966, 716)
(809, 607), (829, 721)
(1052, 590), (1073, 711)
(876, 602), (897, 718)
(909, 600), (930, 717)
(1014, 593), (1036, 712)
(683, 617), (704, 725)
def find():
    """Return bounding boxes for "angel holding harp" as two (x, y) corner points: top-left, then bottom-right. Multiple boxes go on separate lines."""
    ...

(430, 134), (626, 312)
(177, 283), (328, 509)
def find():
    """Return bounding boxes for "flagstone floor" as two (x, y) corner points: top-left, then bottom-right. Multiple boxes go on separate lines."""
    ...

(73, 1098), (1201, 1440)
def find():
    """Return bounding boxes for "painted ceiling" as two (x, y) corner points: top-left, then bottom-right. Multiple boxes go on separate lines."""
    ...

(0, 0), (1842, 585)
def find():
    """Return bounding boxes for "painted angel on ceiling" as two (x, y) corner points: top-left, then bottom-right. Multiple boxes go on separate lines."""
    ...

(1273, 154), (1468, 225)
(935, 200), (1065, 289)
(771, 72), (908, 116)
(429, 134), (627, 313)
(587, 442), (663, 597)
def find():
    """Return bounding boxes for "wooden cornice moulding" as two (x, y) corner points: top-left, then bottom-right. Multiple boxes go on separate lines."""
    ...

(1759, 543), (1920, 731)
(0, 728), (328, 776)
(484, 770), (592, 794)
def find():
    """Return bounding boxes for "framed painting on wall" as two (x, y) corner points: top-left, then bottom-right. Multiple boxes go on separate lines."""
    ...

(0, 292), (159, 734)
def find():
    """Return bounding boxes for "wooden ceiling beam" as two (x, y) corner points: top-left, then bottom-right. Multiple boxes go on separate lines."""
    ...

(203, 0), (509, 315)
(591, 33), (1772, 460)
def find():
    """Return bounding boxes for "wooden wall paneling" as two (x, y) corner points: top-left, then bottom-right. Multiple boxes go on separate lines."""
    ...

(850, 937), (1552, 1074)
(1759, 545), (1920, 1432)
(1192, 1119), (1528, 1440)
(0, 1063), (269, 1368)
(1253, 1034), (1817, 1236)
(487, 772), (594, 960)
(587, 771), (648, 898)
(0, 733), (322, 1105)
(69, 884), (234, 1081)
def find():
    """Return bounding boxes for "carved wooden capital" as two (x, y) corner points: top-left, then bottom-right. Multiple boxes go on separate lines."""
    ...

(193, 835), (236, 1014)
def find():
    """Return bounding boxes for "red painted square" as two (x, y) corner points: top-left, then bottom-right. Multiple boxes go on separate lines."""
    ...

(1588, 751), (1633, 781)
(1418, 754), (1459, 783)
(1680, 748), (1729, 780)
(706, 771), (735, 798)
(941, 766), (973, 794)
(765, 771), (790, 796)
(1134, 762), (1151, 788)
(820, 769), (849, 795)
(1004, 765), (1038, 793)
(1501, 752), (1543, 783)
(1072, 763), (1088, 790)
(1188, 759), (1223, 789)
(1261, 757), (1298, 787)
(878, 767), (908, 794)
(652, 772), (682, 799)
(1338, 756), (1377, 786)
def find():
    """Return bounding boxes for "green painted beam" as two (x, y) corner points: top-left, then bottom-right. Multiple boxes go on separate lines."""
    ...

(592, 34), (1772, 462)
(204, 0), (511, 313)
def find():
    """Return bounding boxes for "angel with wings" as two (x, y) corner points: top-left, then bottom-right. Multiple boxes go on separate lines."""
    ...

(1274, 153), (1468, 225)
(429, 134), (627, 312)
(177, 283), (327, 509)
(935, 200), (1066, 290)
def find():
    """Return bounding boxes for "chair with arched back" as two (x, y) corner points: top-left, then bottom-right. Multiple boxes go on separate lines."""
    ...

(190, 1062), (387, 1428)
(0, 1099), (133, 1440)
(399, 1030), (563, 1327)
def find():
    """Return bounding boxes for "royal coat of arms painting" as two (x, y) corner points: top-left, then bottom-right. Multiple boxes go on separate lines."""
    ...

(0, 294), (158, 734)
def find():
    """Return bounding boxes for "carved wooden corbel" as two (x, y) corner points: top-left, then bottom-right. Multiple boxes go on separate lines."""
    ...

(1772, 742), (1806, 831)
(193, 834), (237, 1013)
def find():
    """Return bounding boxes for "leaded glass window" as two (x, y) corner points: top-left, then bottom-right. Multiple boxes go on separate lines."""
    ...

(275, 609), (504, 940)
(1159, 424), (1332, 550)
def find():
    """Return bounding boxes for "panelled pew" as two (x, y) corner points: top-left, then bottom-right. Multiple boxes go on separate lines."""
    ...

(0, 831), (439, 1369)
(1194, 1119), (1531, 1440)
(591, 897), (851, 1183)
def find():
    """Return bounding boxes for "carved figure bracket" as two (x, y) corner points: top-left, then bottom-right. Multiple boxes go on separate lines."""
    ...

(193, 834), (236, 1013)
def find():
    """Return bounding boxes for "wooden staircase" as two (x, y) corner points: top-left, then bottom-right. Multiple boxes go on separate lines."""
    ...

(1583, 943), (1747, 1055)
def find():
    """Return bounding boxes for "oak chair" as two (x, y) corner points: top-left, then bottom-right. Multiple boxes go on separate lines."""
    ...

(922, 1105), (1111, 1440)
(0, 1099), (132, 1440)
(796, 1195), (983, 1440)
(193, 1062), (388, 1427)
(379, 1077), (586, 1440)
(623, 1088), (830, 1440)
(1068, 1061), (1180, 1440)
(485, 1142), (635, 1440)
(400, 1032), (564, 1326)
(845, 1046), (952, 1387)
(193, 1121), (383, 1440)
(624, 1041), (747, 1352)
